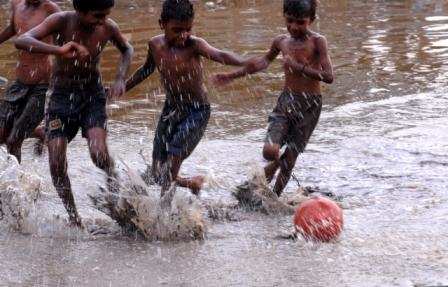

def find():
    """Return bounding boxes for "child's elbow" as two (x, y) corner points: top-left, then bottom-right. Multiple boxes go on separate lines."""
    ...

(14, 36), (26, 50)
(125, 43), (134, 56)
(324, 74), (334, 84)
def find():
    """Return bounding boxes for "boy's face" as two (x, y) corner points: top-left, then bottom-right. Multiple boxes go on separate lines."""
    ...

(161, 19), (194, 47)
(79, 8), (112, 28)
(284, 14), (312, 39)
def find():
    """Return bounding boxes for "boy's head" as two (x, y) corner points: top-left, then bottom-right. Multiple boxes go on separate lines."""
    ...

(73, 0), (114, 26)
(159, 0), (195, 47)
(283, 0), (317, 38)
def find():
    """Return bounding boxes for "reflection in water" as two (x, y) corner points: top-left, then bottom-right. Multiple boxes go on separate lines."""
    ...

(1, 1), (448, 286)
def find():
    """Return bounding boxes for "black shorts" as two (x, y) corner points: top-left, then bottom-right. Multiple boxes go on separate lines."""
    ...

(266, 92), (322, 154)
(45, 80), (107, 142)
(0, 80), (48, 141)
(151, 101), (210, 184)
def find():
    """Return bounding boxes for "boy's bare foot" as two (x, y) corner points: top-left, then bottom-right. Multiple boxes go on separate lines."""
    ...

(188, 176), (205, 195)
(177, 176), (205, 195)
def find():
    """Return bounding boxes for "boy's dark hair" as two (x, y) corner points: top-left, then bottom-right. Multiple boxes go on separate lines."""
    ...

(73, 0), (115, 12)
(160, 0), (194, 23)
(283, 0), (317, 22)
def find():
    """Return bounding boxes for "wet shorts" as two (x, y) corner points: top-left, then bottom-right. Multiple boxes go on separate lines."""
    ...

(45, 80), (107, 142)
(0, 80), (48, 141)
(151, 101), (210, 184)
(266, 91), (322, 154)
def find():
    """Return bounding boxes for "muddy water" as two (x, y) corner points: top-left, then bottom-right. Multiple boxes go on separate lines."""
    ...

(1, 0), (448, 286)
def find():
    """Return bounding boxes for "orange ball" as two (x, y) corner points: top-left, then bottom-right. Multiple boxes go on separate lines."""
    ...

(294, 196), (343, 242)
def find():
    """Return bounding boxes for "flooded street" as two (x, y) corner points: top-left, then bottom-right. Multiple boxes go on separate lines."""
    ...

(1, 0), (448, 286)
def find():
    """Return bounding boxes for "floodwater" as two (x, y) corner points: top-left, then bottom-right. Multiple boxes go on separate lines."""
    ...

(1, 0), (448, 286)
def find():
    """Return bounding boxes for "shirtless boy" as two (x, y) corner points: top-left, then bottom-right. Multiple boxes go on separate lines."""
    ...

(126, 0), (246, 198)
(213, 0), (334, 197)
(0, 0), (60, 162)
(15, 0), (133, 227)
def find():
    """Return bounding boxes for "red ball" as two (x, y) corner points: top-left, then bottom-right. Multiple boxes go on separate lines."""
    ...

(294, 196), (343, 242)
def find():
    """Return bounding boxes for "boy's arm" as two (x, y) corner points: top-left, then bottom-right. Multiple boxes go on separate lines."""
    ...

(0, 2), (16, 45)
(125, 43), (156, 92)
(196, 38), (245, 66)
(284, 36), (334, 84)
(14, 12), (88, 58)
(108, 20), (134, 98)
(212, 35), (283, 85)
(46, 1), (62, 15)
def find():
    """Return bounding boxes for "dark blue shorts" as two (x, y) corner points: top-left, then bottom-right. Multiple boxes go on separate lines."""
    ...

(151, 101), (210, 184)
(0, 80), (47, 140)
(266, 92), (322, 154)
(45, 80), (107, 142)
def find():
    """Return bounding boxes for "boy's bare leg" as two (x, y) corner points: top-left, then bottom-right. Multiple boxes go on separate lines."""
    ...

(0, 127), (9, 145)
(272, 147), (299, 197)
(86, 128), (117, 192)
(6, 138), (24, 163)
(32, 126), (46, 155)
(48, 137), (82, 227)
(263, 143), (281, 183)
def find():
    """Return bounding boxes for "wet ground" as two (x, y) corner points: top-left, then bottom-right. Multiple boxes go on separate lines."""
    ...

(1, 0), (448, 286)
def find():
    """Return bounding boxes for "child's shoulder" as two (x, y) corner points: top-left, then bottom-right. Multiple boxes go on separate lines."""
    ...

(309, 31), (327, 43)
(148, 35), (166, 48)
(272, 34), (289, 45)
(42, 0), (60, 13)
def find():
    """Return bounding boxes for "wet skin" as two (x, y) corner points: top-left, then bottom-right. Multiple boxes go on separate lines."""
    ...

(213, 14), (334, 196)
(14, 8), (134, 227)
(126, 18), (246, 196)
(0, 0), (60, 162)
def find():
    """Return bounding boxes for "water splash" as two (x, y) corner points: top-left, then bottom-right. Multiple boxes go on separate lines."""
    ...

(89, 164), (206, 241)
(233, 167), (310, 215)
(0, 148), (41, 232)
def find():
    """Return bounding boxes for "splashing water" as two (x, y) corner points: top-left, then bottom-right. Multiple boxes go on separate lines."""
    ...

(89, 164), (206, 241)
(0, 148), (41, 232)
(233, 167), (312, 215)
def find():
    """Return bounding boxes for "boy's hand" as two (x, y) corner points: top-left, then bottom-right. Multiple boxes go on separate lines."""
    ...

(109, 79), (126, 99)
(58, 41), (90, 61)
(211, 73), (234, 86)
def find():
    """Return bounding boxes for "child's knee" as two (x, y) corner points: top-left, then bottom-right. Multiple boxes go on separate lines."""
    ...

(263, 144), (280, 161)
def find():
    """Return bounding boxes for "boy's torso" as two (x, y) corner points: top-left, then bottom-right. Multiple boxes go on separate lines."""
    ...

(52, 12), (112, 81)
(278, 32), (322, 95)
(150, 35), (208, 106)
(13, 0), (54, 85)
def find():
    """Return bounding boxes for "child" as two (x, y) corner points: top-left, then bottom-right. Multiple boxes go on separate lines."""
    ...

(15, 0), (133, 227)
(213, 0), (334, 197)
(0, 0), (60, 162)
(126, 0), (246, 198)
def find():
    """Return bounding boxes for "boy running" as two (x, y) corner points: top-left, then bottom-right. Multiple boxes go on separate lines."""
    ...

(126, 0), (246, 197)
(15, 0), (133, 227)
(0, 0), (60, 162)
(213, 0), (334, 197)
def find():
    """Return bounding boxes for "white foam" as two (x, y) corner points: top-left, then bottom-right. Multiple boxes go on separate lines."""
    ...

(90, 164), (206, 241)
